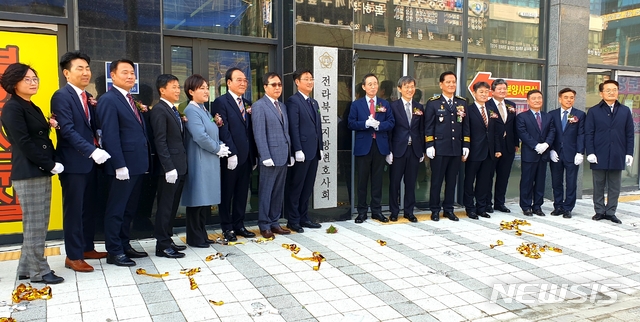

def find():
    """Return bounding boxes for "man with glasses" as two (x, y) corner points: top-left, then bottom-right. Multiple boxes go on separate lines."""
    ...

(586, 80), (634, 224)
(284, 68), (323, 233)
(252, 72), (293, 238)
(211, 68), (257, 241)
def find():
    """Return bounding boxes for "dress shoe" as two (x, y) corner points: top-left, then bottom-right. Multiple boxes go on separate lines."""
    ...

(534, 209), (546, 216)
(65, 257), (94, 272)
(563, 211), (572, 219)
(32, 272), (64, 284)
(495, 205), (511, 213)
(189, 243), (210, 248)
(271, 225), (291, 235)
(372, 213), (389, 223)
(235, 227), (256, 238)
(592, 213), (606, 221)
(83, 249), (108, 259)
(431, 212), (440, 222)
(389, 214), (399, 222)
(286, 223), (304, 233)
(404, 214), (418, 223)
(171, 242), (187, 251)
(223, 230), (238, 242)
(156, 248), (186, 258)
(125, 248), (148, 258)
(523, 209), (533, 216)
(301, 221), (321, 229)
(467, 212), (478, 220)
(106, 253), (136, 267)
(608, 215), (622, 224)
(355, 215), (367, 224)
(444, 211), (459, 221)
(550, 209), (563, 216)
(205, 238), (216, 244)
(260, 229), (274, 239)
(478, 212), (491, 218)
(18, 275), (29, 280)
(486, 205), (494, 213)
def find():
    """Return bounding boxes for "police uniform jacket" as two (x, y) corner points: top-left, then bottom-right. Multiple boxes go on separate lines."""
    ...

(424, 94), (470, 156)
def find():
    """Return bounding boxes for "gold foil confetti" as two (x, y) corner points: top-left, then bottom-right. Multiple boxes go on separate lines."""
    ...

(188, 276), (198, 290)
(209, 300), (224, 306)
(516, 243), (562, 259)
(282, 243), (300, 254)
(500, 219), (544, 237)
(0, 318), (17, 322)
(216, 237), (245, 246)
(253, 237), (274, 243)
(490, 240), (504, 249)
(377, 240), (387, 246)
(205, 253), (228, 261)
(180, 267), (201, 290)
(135, 268), (169, 278)
(11, 283), (52, 303)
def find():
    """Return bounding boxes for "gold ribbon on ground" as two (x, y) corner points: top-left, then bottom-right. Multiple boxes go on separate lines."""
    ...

(377, 240), (387, 246)
(253, 237), (274, 243)
(136, 268), (169, 278)
(517, 242), (562, 259)
(180, 267), (201, 290)
(283, 245), (325, 270)
(0, 318), (17, 322)
(490, 240), (504, 249)
(205, 253), (228, 261)
(500, 219), (544, 237)
(209, 300), (224, 306)
(216, 237), (245, 246)
(11, 283), (52, 303)
(282, 243), (300, 254)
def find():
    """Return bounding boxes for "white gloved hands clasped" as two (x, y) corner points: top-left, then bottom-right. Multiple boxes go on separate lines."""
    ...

(216, 143), (231, 158)
(165, 169), (178, 184)
(365, 115), (380, 130)
(50, 162), (64, 175)
(115, 167), (129, 180)
(550, 150), (559, 163)
(90, 148), (111, 164)
(535, 142), (549, 154)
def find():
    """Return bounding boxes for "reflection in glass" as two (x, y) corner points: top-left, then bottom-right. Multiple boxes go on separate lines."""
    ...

(170, 46), (193, 104)
(589, 1), (640, 66)
(0, 0), (65, 16)
(163, 0), (273, 38)
(207, 50), (268, 104)
(295, 0), (353, 47)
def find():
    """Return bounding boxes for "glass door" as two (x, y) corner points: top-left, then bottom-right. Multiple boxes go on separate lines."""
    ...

(583, 69), (612, 192)
(615, 71), (640, 189)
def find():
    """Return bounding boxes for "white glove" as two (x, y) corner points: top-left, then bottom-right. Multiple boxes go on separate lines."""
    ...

(90, 148), (111, 164)
(574, 153), (583, 165)
(319, 150), (324, 163)
(365, 116), (377, 128)
(227, 155), (238, 170)
(550, 150), (559, 163)
(462, 148), (469, 159)
(262, 158), (275, 167)
(626, 155), (634, 167)
(587, 154), (598, 164)
(50, 162), (64, 174)
(419, 154), (425, 163)
(115, 167), (130, 180)
(165, 169), (178, 184)
(216, 144), (231, 158)
(295, 150), (305, 162)
(426, 147), (435, 159)
(535, 142), (549, 154)
(385, 153), (393, 165)
(288, 156), (295, 167)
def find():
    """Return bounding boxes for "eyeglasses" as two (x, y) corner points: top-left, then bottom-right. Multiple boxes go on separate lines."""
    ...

(233, 78), (248, 84)
(603, 89), (618, 94)
(267, 83), (282, 87)
(300, 78), (314, 82)
(23, 77), (39, 84)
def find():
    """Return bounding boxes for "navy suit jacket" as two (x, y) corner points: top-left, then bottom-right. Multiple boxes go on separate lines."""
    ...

(95, 87), (150, 175)
(550, 107), (585, 163)
(287, 92), (323, 160)
(585, 100), (634, 170)
(389, 98), (424, 158)
(50, 84), (99, 174)
(211, 92), (256, 165)
(516, 109), (555, 163)
(486, 98), (518, 154)
(348, 96), (394, 156)
(467, 102), (502, 162)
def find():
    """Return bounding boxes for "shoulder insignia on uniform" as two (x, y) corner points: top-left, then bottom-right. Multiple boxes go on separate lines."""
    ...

(425, 136), (434, 142)
(455, 95), (467, 101)
(428, 96), (440, 101)
(463, 136), (470, 142)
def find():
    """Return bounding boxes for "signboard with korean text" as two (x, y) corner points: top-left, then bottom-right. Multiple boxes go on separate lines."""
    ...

(313, 46), (338, 209)
(105, 61), (140, 94)
(468, 72), (541, 100)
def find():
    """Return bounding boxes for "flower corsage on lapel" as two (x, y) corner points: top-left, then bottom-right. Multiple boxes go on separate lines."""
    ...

(213, 113), (224, 127)
(489, 109), (499, 119)
(567, 114), (579, 123)
(134, 101), (149, 113)
(88, 96), (98, 108)
(375, 104), (386, 113)
(456, 105), (465, 122)
(48, 113), (60, 131)
(245, 105), (251, 115)
(412, 107), (423, 116)
(507, 104), (516, 114)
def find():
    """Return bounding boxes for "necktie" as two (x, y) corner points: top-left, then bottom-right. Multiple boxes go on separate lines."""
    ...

(480, 105), (488, 128)
(126, 93), (142, 124)
(237, 97), (245, 120)
(498, 101), (506, 122)
(307, 98), (316, 122)
(172, 106), (183, 131)
(405, 102), (412, 124)
(562, 110), (568, 131)
(447, 98), (453, 109)
(535, 112), (541, 131)
(369, 98), (376, 139)
(611, 105), (614, 113)
(80, 91), (90, 121)
(274, 100), (282, 119)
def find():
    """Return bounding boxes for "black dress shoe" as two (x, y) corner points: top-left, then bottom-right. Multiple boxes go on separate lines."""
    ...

(534, 209), (546, 216)
(18, 275), (29, 280)
(235, 227), (256, 238)
(189, 243), (210, 248)
(550, 209), (563, 216)
(404, 214), (418, 223)
(300, 221), (321, 229)
(389, 214), (399, 222)
(205, 238), (216, 244)
(444, 211), (459, 221)
(171, 242), (187, 251)
(223, 230), (238, 242)
(495, 205), (511, 213)
(372, 213), (389, 223)
(286, 223), (304, 233)
(467, 212), (478, 220)
(592, 213), (606, 221)
(32, 272), (64, 284)
(563, 211), (572, 219)
(355, 215), (367, 224)
(156, 248), (186, 259)
(486, 206), (494, 213)
(125, 248), (148, 258)
(106, 253), (136, 267)
(431, 212), (440, 222)
(608, 215), (622, 224)
(478, 212), (491, 218)
(523, 209), (533, 216)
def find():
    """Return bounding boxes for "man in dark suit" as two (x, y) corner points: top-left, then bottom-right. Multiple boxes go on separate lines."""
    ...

(485, 78), (518, 213)
(51, 51), (110, 273)
(348, 73), (395, 223)
(516, 89), (555, 216)
(387, 76), (423, 222)
(285, 68), (323, 233)
(463, 81), (502, 220)
(548, 88), (585, 219)
(96, 59), (150, 266)
(424, 71), (469, 222)
(252, 72), (293, 238)
(211, 68), (257, 241)
(149, 74), (187, 258)
(586, 80), (634, 224)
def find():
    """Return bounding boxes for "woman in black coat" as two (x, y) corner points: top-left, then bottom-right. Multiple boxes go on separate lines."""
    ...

(0, 63), (65, 284)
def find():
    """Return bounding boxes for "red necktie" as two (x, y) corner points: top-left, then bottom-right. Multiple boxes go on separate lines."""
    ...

(237, 97), (245, 120)
(369, 98), (376, 139)
(480, 106), (488, 128)
(126, 93), (142, 124)
(81, 92), (99, 146)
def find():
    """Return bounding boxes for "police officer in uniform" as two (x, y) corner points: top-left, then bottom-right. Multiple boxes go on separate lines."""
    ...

(425, 71), (470, 221)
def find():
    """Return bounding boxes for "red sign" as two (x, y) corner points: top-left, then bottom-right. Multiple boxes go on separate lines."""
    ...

(468, 72), (541, 100)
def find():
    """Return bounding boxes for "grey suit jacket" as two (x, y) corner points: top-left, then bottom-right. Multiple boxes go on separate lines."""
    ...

(252, 95), (291, 166)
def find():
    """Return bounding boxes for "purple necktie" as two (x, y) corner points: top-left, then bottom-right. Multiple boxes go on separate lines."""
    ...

(535, 112), (541, 131)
